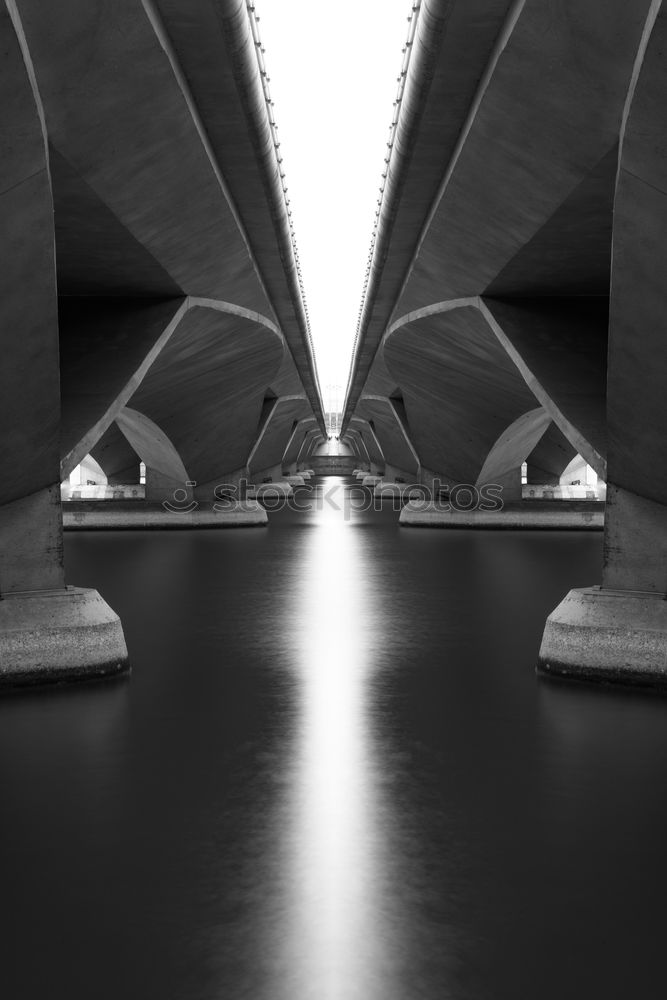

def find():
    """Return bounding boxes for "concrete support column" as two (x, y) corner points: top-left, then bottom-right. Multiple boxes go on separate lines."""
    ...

(0, 3), (127, 687)
(539, 4), (667, 688)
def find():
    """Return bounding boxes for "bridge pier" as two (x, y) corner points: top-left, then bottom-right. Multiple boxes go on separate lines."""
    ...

(539, 484), (667, 686)
(0, 3), (127, 688)
(539, 4), (667, 687)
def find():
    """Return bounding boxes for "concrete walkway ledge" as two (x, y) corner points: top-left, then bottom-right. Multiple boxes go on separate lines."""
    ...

(0, 587), (129, 689)
(400, 501), (604, 529)
(63, 501), (268, 530)
(538, 587), (667, 689)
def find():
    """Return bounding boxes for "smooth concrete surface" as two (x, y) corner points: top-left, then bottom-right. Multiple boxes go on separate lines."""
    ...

(602, 485), (667, 595)
(63, 501), (267, 529)
(284, 475), (306, 487)
(18, 0), (270, 312)
(361, 476), (383, 487)
(400, 501), (604, 530)
(0, 586), (128, 688)
(0, 486), (65, 595)
(0, 1), (61, 511)
(538, 587), (667, 687)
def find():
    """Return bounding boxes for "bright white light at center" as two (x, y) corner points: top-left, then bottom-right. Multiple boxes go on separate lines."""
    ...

(256, 1), (412, 389)
(284, 493), (386, 999)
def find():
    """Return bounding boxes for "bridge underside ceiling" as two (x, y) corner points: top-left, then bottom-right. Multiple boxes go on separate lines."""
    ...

(13, 0), (324, 488)
(344, 0), (654, 456)
(394, 1), (651, 318)
(19, 0), (272, 312)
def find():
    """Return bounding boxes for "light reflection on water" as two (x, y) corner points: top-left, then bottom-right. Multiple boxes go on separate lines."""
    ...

(280, 496), (387, 1000)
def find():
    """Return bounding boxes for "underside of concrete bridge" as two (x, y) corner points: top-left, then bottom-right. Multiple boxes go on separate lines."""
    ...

(341, 0), (666, 685)
(0, 0), (326, 684)
(1, 0), (665, 690)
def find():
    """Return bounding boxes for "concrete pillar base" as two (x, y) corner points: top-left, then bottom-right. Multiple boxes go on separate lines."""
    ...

(0, 587), (129, 689)
(538, 587), (667, 688)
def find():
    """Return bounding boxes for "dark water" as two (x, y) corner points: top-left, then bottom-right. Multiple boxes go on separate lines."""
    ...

(1, 477), (666, 999)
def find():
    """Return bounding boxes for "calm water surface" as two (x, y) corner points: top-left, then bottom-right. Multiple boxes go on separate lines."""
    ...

(1, 478), (666, 998)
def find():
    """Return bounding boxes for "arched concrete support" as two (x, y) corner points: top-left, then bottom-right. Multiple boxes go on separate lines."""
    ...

(350, 417), (385, 473)
(481, 297), (608, 475)
(476, 408), (552, 501)
(526, 423), (578, 486)
(91, 424), (142, 486)
(62, 298), (285, 500)
(345, 429), (371, 468)
(60, 297), (188, 477)
(115, 407), (190, 503)
(283, 417), (317, 473)
(344, 433), (363, 462)
(357, 395), (419, 481)
(303, 435), (325, 462)
(540, 3), (667, 687)
(297, 429), (322, 467)
(384, 299), (605, 486)
(247, 395), (311, 482)
(0, 1), (127, 686)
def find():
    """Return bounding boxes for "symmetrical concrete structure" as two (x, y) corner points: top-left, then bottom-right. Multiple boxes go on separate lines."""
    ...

(2, 0), (665, 690)
(0, 0), (324, 685)
(341, 0), (666, 685)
